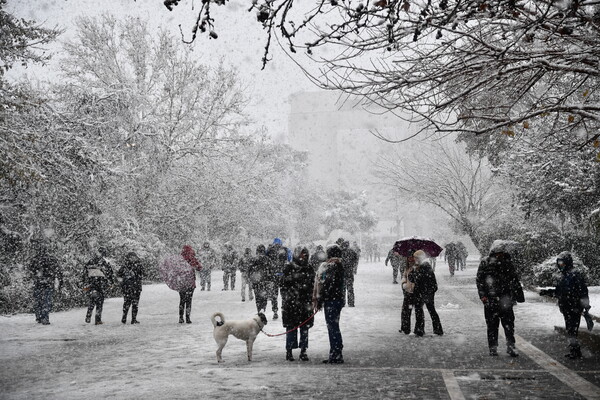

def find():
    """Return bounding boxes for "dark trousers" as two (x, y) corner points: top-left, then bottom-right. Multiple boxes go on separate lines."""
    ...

(400, 292), (415, 334)
(200, 271), (211, 291)
(563, 309), (582, 348)
(269, 281), (279, 313)
(223, 269), (236, 290)
(33, 285), (53, 324)
(324, 300), (344, 361)
(86, 290), (105, 323)
(286, 326), (309, 350)
(254, 283), (268, 312)
(392, 266), (399, 283)
(415, 300), (443, 335)
(123, 291), (141, 321)
(448, 260), (456, 276)
(179, 288), (195, 320)
(484, 300), (515, 349)
(344, 274), (355, 307)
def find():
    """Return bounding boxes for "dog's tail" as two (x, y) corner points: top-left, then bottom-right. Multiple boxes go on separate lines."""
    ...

(211, 312), (225, 327)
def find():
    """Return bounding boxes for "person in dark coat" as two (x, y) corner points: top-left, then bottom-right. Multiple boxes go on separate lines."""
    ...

(309, 245), (327, 272)
(198, 242), (217, 291)
(385, 249), (405, 284)
(221, 243), (237, 291)
(250, 244), (272, 313)
(313, 244), (345, 364)
(117, 251), (144, 324)
(476, 248), (523, 357)
(400, 251), (417, 334)
(341, 240), (358, 307)
(411, 250), (443, 336)
(28, 241), (63, 325)
(281, 246), (315, 361)
(238, 247), (254, 302)
(540, 252), (591, 359)
(180, 245), (202, 324)
(83, 247), (115, 325)
(444, 242), (458, 276)
(266, 238), (289, 320)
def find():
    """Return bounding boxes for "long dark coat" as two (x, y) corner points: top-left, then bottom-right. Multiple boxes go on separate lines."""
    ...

(117, 253), (144, 297)
(476, 253), (521, 303)
(556, 269), (589, 314)
(410, 262), (437, 303)
(281, 259), (315, 329)
(249, 253), (273, 296)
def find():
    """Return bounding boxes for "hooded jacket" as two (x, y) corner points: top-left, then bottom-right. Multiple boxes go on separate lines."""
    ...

(281, 247), (315, 329)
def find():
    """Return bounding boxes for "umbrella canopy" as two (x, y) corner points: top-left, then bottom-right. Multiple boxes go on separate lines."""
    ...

(159, 254), (196, 291)
(393, 236), (443, 257)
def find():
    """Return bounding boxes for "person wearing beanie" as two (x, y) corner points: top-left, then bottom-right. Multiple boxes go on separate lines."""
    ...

(411, 250), (443, 336)
(313, 244), (345, 364)
(540, 252), (591, 359)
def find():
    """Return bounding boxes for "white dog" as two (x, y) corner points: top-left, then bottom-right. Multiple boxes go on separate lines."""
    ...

(210, 312), (268, 363)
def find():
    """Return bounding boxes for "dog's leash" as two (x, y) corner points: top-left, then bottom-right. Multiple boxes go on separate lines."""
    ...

(260, 310), (320, 337)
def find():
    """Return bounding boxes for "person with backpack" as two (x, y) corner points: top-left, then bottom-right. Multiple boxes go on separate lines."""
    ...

(476, 246), (524, 357)
(281, 246), (315, 361)
(238, 247), (254, 302)
(28, 240), (63, 325)
(117, 251), (144, 324)
(82, 247), (115, 325)
(313, 244), (345, 364)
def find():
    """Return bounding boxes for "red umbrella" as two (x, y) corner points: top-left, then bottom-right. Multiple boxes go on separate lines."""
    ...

(159, 255), (196, 291)
(392, 236), (443, 257)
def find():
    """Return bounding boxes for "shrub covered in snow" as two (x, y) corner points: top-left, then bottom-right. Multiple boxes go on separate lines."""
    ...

(529, 254), (592, 288)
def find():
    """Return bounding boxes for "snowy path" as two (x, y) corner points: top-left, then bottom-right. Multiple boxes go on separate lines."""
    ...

(1, 261), (599, 399)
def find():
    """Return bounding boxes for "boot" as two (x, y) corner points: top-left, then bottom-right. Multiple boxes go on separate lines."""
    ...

(507, 345), (519, 357)
(286, 350), (295, 361)
(121, 314), (127, 324)
(565, 345), (583, 359)
(489, 347), (498, 356)
(273, 312), (278, 320)
(299, 349), (309, 361)
(186, 309), (192, 324)
(131, 319), (140, 324)
(179, 314), (184, 324)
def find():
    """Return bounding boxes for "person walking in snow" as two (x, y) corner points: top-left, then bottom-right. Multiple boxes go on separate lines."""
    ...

(28, 240), (63, 325)
(411, 250), (443, 336)
(117, 251), (144, 324)
(341, 240), (358, 307)
(179, 245), (202, 323)
(385, 249), (405, 284)
(249, 244), (272, 314)
(540, 252), (591, 359)
(221, 243), (238, 291)
(444, 242), (458, 276)
(83, 247), (115, 325)
(281, 246), (315, 361)
(399, 251), (417, 334)
(266, 238), (289, 320)
(313, 244), (345, 364)
(238, 247), (254, 302)
(198, 242), (217, 291)
(456, 241), (468, 271)
(476, 246), (523, 357)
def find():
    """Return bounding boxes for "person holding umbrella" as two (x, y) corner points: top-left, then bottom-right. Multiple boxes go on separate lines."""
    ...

(179, 245), (202, 324)
(411, 250), (443, 336)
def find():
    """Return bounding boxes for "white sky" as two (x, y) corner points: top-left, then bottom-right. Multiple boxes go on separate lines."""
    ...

(6, 0), (325, 138)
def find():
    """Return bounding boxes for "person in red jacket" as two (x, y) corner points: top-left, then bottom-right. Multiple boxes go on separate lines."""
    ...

(180, 245), (202, 324)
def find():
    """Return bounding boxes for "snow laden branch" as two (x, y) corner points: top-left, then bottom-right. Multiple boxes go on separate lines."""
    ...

(163, 0), (600, 151)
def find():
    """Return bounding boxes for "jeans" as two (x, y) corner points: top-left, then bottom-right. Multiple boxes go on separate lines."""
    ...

(86, 289), (105, 323)
(200, 270), (211, 291)
(563, 308), (582, 349)
(123, 291), (141, 321)
(34, 285), (53, 324)
(484, 298), (515, 349)
(286, 326), (309, 350)
(324, 300), (344, 361)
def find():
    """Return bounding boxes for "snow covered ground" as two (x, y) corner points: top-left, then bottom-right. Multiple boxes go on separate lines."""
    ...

(1, 261), (598, 399)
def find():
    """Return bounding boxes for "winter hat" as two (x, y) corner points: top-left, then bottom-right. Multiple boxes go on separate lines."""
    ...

(327, 244), (342, 259)
(413, 250), (428, 263)
(273, 238), (283, 245)
(336, 237), (345, 246)
(556, 251), (573, 270)
(256, 244), (266, 255)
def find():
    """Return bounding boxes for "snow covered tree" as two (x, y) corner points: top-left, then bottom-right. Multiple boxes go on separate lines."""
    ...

(322, 190), (378, 236)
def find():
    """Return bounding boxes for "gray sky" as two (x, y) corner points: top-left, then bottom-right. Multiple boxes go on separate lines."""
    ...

(6, 0), (323, 138)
